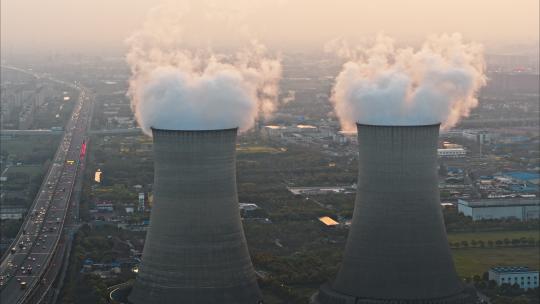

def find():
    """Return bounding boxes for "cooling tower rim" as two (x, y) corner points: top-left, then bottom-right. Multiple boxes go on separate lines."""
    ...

(356, 122), (441, 128)
(150, 126), (239, 133)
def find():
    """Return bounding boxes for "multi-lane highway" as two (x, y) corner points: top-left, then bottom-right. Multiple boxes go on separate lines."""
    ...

(0, 69), (92, 304)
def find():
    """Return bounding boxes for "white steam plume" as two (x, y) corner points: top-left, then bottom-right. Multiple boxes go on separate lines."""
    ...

(326, 33), (486, 131)
(126, 2), (281, 135)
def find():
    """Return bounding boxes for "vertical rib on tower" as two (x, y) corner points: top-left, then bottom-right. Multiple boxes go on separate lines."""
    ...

(314, 124), (473, 304)
(129, 128), (262, 304)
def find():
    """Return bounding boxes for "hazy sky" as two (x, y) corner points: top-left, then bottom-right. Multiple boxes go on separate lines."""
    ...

(1, 0), (538, 55)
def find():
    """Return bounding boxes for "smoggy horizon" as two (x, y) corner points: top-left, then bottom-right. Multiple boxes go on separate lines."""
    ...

(1, 0), (539, 57)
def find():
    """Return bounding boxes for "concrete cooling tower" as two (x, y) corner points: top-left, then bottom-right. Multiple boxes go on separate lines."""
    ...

(314, 124), (473, 304)
(129, 128), (262, 304)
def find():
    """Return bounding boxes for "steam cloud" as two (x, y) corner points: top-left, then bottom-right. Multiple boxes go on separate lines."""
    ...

(326, 33), (486, 130)
(126, 3), (281, 134)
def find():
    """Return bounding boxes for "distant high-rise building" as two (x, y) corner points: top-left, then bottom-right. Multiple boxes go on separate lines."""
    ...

(313, 124), (474, 304)
(137, 192), (144, 212)
(129, 128), (262, 304)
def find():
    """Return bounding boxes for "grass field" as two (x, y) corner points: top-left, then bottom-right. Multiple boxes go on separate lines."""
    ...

(452, 247), (540, 277)
(5, 165), (43, 176)
(448, 230), (539, 243)
(237, 146), (282, 154)
(0, 135), (61, 154)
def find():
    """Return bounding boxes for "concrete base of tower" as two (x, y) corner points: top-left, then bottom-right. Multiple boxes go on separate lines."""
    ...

(311, 283), (478, 304)
(111, 281), (264, 304)
(128, 282), (263, 304)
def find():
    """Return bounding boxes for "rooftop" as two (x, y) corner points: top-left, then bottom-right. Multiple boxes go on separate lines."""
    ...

(490, 266), (538, 274)
(264, 125), (286, 130)
(437, 148), (466, 151)
(458, 198), (539, 208)
(504, 171), (540, 182)
(296, 124), (317, 129)
(318, 216), (339, 226)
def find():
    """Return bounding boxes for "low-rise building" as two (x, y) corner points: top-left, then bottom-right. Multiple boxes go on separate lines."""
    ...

(334, 131), (357, 144)
(488, 266), (539, 290)
(96, 201), (114, 212)
(462, 130), (492, 144)
(287, 185), (355, 195)
(239, 203), (259, 211)
(437, 148), (466, 158)
(458, 198), (539, 221)
(0, 206), (27, 220)
(263, 125), (287, 137)
(318, 216), (339, 227)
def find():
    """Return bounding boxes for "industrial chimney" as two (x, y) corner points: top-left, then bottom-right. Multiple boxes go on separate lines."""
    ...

(129, 128), (262, 304)
(314, 124), (473, 304)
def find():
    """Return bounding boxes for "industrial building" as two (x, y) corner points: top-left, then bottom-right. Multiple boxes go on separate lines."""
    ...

(129, 128), (262, 304)
(503, 171), (540, 185)
(438, 148), (467, 158)
(287, 185), (354, 195)
(488, 267), (539, 290)
(462, 130), (492, 144)
(313, 124), (472, 304)
(458, 198), (540, 221)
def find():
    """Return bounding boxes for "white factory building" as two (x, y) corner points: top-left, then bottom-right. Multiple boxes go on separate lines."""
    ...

(458, 198), (539, 221)
(489, 266), (539, 289)
(437, 148), (466, 158)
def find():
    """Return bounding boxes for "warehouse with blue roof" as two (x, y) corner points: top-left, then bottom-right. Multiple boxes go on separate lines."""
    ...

(503, 171), (540, 185)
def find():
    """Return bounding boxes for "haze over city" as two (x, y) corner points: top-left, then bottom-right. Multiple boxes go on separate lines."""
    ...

(1, 0), (539, 55)
(0, 1), (539, 304)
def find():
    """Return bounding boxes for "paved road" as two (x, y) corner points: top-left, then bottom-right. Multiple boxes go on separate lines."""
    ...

(0, 130), (63, 136)
(0, 67), (92, 304)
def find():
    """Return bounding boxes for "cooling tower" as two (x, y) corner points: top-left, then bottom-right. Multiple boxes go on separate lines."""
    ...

(314, 124), (473, 304)
(129, 128), (262, 304)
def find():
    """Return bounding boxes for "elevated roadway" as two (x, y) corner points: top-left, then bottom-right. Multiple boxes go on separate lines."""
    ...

(0, 66), (92, 304)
